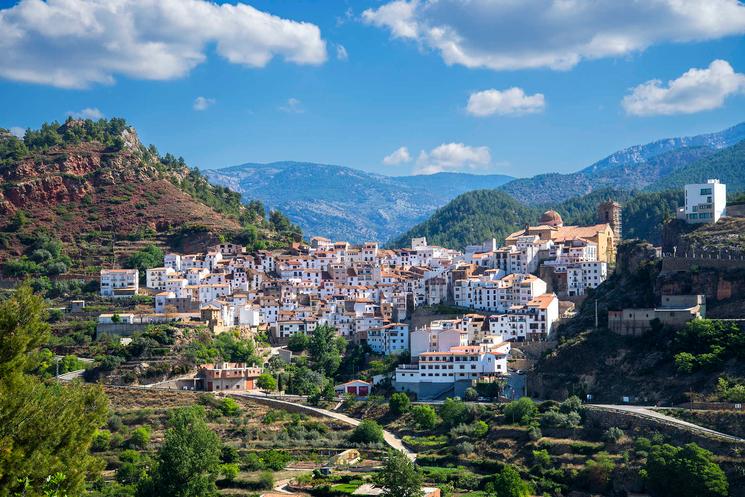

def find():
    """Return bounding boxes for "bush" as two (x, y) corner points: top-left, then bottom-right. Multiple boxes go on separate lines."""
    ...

(258, 471), (274, 490)
(455, 441), (475, 456)
(287, 333), (309, 352)
(645, 443), (728, 497)
(128, 426), (151, 449)
(389, 392), (411, 416)
(581, 452), (614, 493)
(219, 397), (241, 417)
(440, 397), (468, 428)
(412, 405), (438, 430)
(487, 465), (531, 497)
(532, 449), (551, 468)
(540, 409), (581, 429)
(221, 463), (239, 482)
(91, 430), (111, 452)
(350, 420), (384, 444)
(504, 397), (537, 425)
(463, 387), (478, 401)
(603, 427), (624, 444)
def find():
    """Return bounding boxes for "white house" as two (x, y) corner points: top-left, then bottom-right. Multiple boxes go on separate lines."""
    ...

(684, 179), (727, 224)
(100, 269), (139, 298)
(367, 323), (409, 356)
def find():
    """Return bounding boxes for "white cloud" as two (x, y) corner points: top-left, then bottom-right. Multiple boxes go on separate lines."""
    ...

(383, 146), (411, 165)
(9, 126), (25, 138)
(279, 98), (304, 113)
(622, 60), (745, 116)
(415, 142), (491, 175)
(363, 0), (745, 71)
(193, 96), (215, 111)
(0, 0), (327, 89)
(336, 44), (349, 61)
(467, 88), (545, 116)
(67, 107), (104, 119)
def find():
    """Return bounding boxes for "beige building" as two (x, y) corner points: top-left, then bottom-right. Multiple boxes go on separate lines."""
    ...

(505, 210), (618, 263)
(608, 295), (706, 336)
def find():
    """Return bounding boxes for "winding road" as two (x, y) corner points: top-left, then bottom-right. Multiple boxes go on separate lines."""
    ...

(590, 404), (745, 443)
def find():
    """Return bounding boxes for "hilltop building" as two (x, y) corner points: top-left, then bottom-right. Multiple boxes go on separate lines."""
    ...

(597, 200), (622, 240)
(682, 179), (727, 224)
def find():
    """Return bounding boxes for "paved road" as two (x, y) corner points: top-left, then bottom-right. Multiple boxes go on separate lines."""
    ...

(56, 369), (86, 381)
(590, 404), (745, 443)
(239, 394), (417, 461)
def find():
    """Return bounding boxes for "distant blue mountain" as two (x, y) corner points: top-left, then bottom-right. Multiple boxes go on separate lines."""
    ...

(501, 122), (745, 204)
(204, 162), (513, 243)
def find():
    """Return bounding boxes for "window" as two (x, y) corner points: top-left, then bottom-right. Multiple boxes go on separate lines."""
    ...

(700, 188), (712, 195)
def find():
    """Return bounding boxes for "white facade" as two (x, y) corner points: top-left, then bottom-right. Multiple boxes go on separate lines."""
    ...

(100, 269), (139, 298)
(367, 323), (409, 356)
(684, 179), (727, 224)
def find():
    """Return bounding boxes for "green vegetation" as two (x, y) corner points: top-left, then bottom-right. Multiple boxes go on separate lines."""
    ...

(124, 244), (164, 279)
(644, 443), (728, 497)
(389, 392), (411, 416)
(486, 465), (532, 497)
(373, 450), (423, 497)
(392, 186), (686, 249)
(672, 320), (745, 373)
(647, 140), (745, 193)
(411, 405), (438, 430)
(350, 420), (385, 444)
(0, 285), (108, 497)
(503, 397), (537, 425)
(2, 233), (73, 277)
(139, 406), (222, 497)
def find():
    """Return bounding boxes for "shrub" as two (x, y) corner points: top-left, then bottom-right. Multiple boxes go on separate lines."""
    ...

(389, 392), (411, 416)
(412, 405), (438, 430)
(540, 409), (581, 429)
(487, 465), (531, 497)
(645, 443), (728, 497)
(603, 427), (624, 444)
(128, 426), (151, 449)
(350, 420), (384, 444)
(463, 387), (478, 401)
(221, 463), (239, 482)
(455, 441), (475, 456)
(581, 452), (614, 493)
(91, 430), (111, 452)
(219, 397), (241, 417)
(440, 397), (468, 428)
(258, 471), (274, 490)
(532, 449), (551, 468)
(504, 397), (537, 425)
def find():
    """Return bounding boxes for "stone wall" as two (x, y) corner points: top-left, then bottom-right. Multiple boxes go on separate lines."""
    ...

(584, 406), (744, 457)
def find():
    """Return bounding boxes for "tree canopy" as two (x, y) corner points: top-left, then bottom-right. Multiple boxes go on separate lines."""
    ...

(373, 450), (422, 497)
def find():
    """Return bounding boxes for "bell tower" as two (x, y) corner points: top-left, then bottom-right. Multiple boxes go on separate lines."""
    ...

(597, 200), (622, 240)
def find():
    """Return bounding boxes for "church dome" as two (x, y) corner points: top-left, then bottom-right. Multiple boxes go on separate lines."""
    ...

(539, 210), (563, 227)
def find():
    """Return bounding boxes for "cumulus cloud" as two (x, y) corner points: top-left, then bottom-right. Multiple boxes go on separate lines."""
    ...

(67, 107), (104, 119)
(279, 98), (304, 113)
(622, 60), (745, 116)
(415, 142), (492, 175)
(0, 0), (327, 89)
(383, 146), (411, 165)
(193, 96), (215, 111)
(467, 88), (545, 116)
(336, 44), (349, 61)
(9, 127), (25, 138)
(363, 0), (745, 71)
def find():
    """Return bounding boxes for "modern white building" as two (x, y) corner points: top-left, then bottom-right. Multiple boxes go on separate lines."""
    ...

(367, 323), (409, 356)
(683, 179), (727, 224)
(100, 269), (139, 298)
(394, 340), (511, 400)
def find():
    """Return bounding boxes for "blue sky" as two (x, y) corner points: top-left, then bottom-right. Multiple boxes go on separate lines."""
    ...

(1, 0), (744, 178)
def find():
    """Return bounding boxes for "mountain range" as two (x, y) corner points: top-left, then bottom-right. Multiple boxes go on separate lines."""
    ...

(204, 163), (513, 243)
(207, 122), (745, 243)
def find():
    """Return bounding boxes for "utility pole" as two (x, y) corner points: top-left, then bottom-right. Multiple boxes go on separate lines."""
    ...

(594, 299), (599, 330)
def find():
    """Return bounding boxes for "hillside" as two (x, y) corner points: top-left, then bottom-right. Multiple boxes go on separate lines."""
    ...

(204, 162), (513, 243)
(391, 187), (684, 249)
(532, 240), (745, 404)
(0, 119), (299, 275)
(500, 122), (745, 204)
(645, 139), (745, 193)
